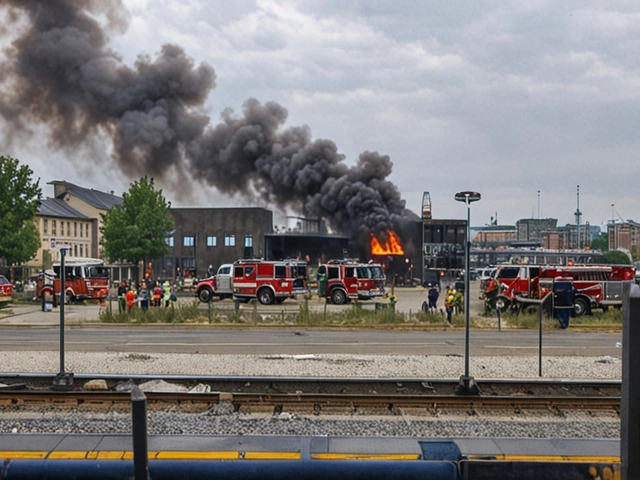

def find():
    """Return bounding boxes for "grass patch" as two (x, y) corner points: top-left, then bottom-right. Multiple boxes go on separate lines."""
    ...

(99, 300), (207, 324)
(496, 306), (623, 329)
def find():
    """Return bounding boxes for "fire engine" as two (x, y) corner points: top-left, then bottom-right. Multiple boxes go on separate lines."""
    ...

(36, 257), (109, 305)
(0, 275), (13, 306)
(484, 264), (636, 316)
(231, 259), (309, 305)
(320, 259), (386, 305)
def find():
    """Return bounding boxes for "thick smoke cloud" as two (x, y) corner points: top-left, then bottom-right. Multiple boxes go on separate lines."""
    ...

(0, 0), (410, 241)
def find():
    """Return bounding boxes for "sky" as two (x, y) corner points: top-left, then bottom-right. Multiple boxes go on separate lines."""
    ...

(1, 0), (638, 229)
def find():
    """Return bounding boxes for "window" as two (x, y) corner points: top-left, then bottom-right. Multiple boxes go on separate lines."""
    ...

(224, 235), (236, 247)
(165, 236), (174, 247)
(80, 245), (83, 256)
(183, 235), (195, 247)
(74, 222), (77, 237)
(80, 221), (83, 237)
(86, 224), (89, 238)
(275, 265), (286, 278)
(206, 235), (217, 247)
(52, 220), (57, 236)
(244, 235), (253, 247)
(181, 257), (196, 270)
(327, 266), (340, 280)
(43, 219), (48, 235)
(74, 245), (78, 256)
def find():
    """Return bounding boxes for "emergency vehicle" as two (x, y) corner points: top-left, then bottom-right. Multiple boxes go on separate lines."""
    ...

(320, 259), (386, 305)
(484, 264), (635, 316)
(36, 257), (109, 305)
(231, 259), (308, 305)
(0, 275), (13, 306)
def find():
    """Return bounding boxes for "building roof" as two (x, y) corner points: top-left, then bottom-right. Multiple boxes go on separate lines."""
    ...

(38, 198), (89, 219)
(49, 181), (122, 210)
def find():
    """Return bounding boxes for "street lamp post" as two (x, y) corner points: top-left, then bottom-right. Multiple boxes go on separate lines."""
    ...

(454, 191), (481, 395)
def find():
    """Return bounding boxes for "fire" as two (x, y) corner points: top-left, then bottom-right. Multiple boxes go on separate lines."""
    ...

(371, 230), (405, 256)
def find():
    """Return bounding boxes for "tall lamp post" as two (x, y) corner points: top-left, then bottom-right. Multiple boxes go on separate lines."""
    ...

(454, 191), (481, 395)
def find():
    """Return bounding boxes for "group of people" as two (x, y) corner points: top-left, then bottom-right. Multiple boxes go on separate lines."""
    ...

(424, 283), (464, 324)
(117, 279), (175, 313)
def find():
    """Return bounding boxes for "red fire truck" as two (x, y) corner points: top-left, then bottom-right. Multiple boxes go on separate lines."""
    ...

(484, 264), (635, 316)
(0, 275), (13, 307)
(320, 259), (386, 305)
(231, 259), (308, 305)
(36, 257), (110, 305)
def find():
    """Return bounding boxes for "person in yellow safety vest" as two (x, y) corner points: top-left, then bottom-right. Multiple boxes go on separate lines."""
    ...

(444, 287), (455, 324)
(162, 280), (171, 307)
(453, 289), (464, 315)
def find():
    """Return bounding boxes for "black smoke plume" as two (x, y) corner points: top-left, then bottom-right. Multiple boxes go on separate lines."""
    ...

(0, 0), (411, 242)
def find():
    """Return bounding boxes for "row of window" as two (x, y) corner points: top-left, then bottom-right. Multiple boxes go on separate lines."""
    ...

(42, 219), (90, 238)
(165, 235), (253, 248)
(42, 239), (89, 258)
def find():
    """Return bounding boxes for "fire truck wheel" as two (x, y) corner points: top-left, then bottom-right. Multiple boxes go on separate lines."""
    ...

(257, 288), (275, 305)
(494, 296), (510, 313)
(197, 287), (213, 303)
(573, 297), (589, 317)
(330, 289), (348, 305)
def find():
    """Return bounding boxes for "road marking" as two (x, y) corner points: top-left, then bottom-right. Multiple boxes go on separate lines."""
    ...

(485, 345), (588, 349)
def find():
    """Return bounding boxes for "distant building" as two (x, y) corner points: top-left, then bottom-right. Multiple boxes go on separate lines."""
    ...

(48, 180), (123, 258)
(516, 218), (557, 243)
(27, 198), (94, 270)
(159, 207), (273, 280)
(472, 225), (517, 247)
(608, 220), (640, 260)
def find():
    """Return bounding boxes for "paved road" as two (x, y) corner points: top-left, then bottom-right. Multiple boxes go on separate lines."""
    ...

(0, 324), (622, 357)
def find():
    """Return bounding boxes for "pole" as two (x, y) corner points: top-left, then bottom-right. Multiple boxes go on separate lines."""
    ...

(53, 247), (73, 390)
(454, 191), (480, 395)
(131, 385), (150, 480)
(464, 200), (471, 378)
(621, 283), (640, 480)
(59, 247), (65, 374)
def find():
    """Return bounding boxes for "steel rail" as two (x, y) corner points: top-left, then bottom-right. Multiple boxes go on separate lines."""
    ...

(0, 389), (620, 411)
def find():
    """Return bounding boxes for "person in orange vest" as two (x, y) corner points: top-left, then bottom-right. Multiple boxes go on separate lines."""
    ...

(125, 288), (136, 313)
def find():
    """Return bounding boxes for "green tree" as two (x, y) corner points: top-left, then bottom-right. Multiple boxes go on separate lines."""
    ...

(101, 176), (174, 267)
(0, 156), (42, 265)
(590, 232), (608, 251)
(602, 249), (631, 264)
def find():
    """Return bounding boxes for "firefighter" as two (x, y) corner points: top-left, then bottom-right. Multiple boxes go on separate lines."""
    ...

(152, 281), (162, 307)
(125, 287), (136, 313)
(162, 280), (172, 307)
(444, 287), (455, 324)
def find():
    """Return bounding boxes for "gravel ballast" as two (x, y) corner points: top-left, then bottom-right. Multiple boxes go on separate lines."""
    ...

(0, 351), (622, 439)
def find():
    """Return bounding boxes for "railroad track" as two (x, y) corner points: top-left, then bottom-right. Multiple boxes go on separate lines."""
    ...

(0, 375), (621, 413)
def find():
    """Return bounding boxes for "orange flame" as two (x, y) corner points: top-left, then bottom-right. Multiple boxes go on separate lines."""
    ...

(371, 230), (405, 256)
